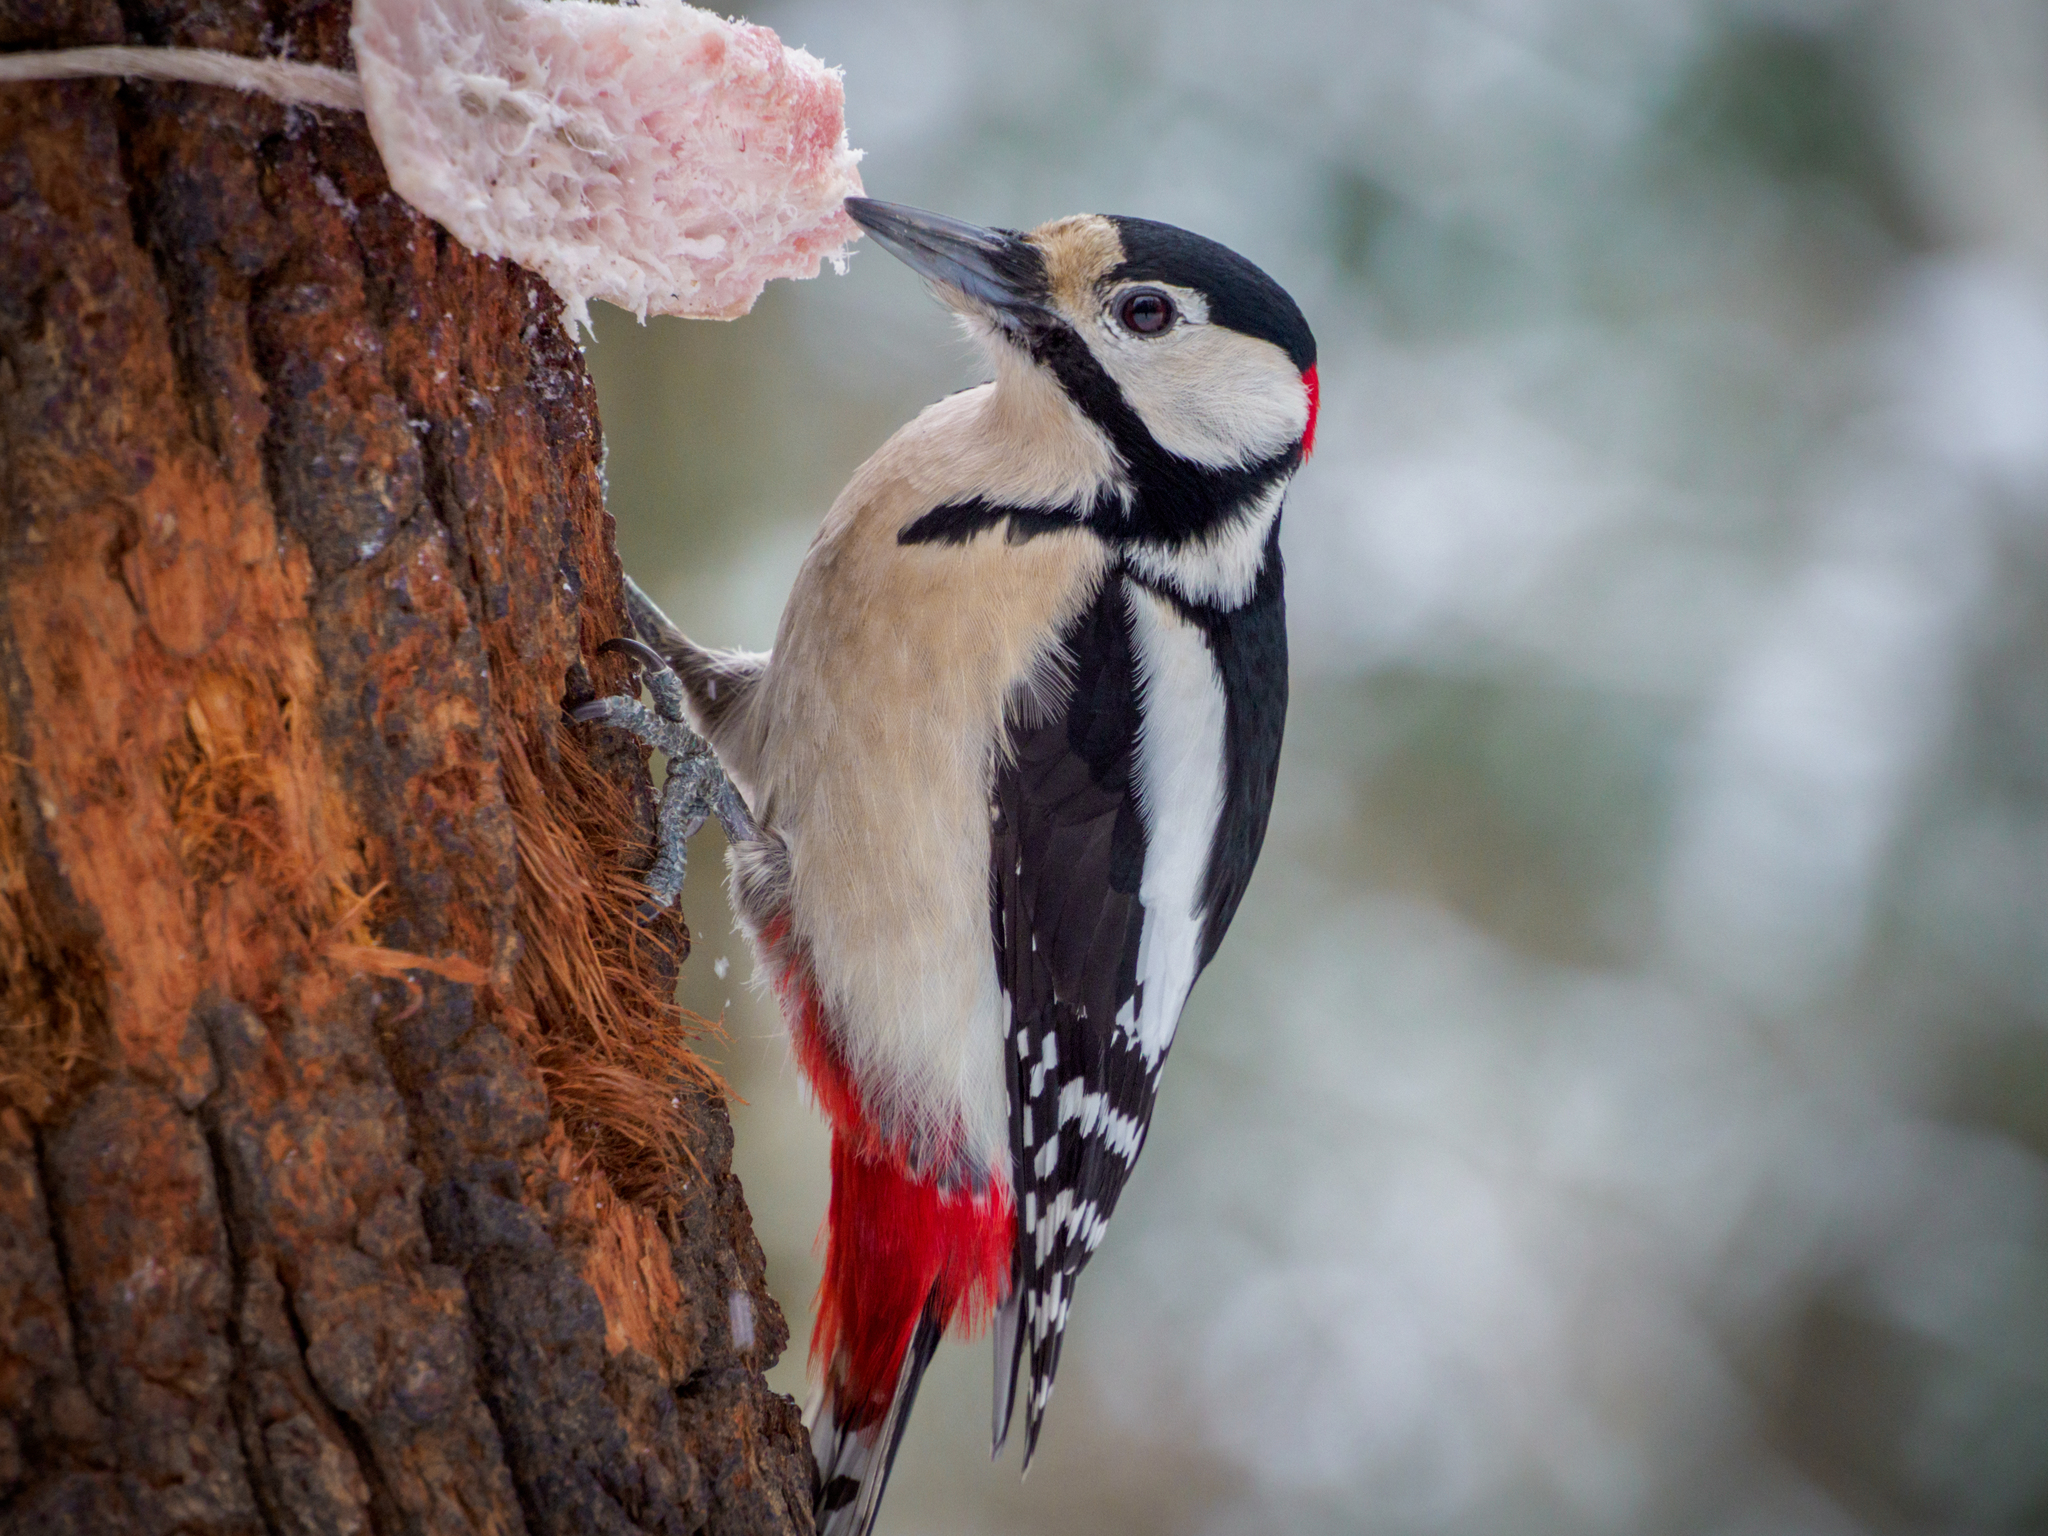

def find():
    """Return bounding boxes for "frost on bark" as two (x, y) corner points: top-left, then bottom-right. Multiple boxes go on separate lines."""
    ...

(0, 1), (814, 1532)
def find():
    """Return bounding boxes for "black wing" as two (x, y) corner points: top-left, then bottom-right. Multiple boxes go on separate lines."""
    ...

(991, 574), (1160, 1461)
(992, 536), (1289, 1463)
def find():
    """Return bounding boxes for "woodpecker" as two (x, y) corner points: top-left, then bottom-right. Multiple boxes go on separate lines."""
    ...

(582, 198), (1316, 1535)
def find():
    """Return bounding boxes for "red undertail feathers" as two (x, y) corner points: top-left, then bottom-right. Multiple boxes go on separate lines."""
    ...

(814, 1135), (1012, 1425)
(765, 914), (1014, 1533)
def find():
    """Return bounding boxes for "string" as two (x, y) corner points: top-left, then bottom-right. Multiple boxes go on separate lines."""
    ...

(0, 45), (362, 111)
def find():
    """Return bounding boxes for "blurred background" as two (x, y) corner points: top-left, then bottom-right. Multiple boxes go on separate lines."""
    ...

(584, 2), (2048, 1531)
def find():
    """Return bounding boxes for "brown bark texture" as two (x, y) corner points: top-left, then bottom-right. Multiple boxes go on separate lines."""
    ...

(0, 1), (816, 1532)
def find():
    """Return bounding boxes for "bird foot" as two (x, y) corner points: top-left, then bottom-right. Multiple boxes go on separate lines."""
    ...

(571, 631), (756, 916)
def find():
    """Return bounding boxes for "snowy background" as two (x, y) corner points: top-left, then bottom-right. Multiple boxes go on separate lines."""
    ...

(584, 3), (2048, 1531)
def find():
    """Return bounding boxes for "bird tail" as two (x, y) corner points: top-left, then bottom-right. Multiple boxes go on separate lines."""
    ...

(809, 1291), (944, 1536)
(803, 1129), (1013, 1536)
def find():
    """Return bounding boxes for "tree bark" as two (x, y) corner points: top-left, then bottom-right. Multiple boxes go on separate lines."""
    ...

(0, 2), (814, 1533)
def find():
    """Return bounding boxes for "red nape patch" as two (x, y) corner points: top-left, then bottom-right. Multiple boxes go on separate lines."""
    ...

(812, 1136), (1013, 1430)
(1302, 364), (1320, 459)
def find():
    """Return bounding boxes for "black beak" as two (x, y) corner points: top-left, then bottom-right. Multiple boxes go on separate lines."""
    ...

(845, 198), (1049, 322)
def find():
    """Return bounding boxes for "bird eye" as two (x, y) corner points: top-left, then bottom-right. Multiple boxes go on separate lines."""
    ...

(1118, 289), (1176, 335)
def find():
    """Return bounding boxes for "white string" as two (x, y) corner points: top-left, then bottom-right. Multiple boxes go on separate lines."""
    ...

(0, 45), (363, 112)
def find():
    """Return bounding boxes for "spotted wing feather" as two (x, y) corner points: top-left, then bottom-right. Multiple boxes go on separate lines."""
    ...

(992, 575), (1161, 1461)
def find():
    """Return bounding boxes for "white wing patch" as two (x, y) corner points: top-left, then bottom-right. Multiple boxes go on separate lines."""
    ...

(1126, 582), (1228, 1065)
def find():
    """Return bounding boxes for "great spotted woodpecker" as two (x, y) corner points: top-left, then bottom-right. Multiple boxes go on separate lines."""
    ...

(581, 198), (1316, 1535)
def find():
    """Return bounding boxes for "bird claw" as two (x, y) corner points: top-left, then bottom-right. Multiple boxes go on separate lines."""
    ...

(598, 636), (688, 723)
(573, 618), (756, 914)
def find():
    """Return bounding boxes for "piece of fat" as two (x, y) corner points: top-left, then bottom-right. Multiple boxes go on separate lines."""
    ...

(352, 0), (864, 329)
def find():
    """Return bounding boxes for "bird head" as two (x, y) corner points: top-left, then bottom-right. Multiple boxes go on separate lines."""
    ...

(844, 198), (1318, 479)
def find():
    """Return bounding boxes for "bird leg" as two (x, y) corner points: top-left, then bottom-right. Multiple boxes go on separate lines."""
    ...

(571, 631), (756, 916)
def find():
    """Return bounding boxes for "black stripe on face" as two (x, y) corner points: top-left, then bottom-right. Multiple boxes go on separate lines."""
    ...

(1024, 321), (1301, 548)
(1107, 217), (1316, 373)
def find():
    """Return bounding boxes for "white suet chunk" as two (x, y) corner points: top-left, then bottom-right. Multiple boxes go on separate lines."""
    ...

(351, 0), (864, 329)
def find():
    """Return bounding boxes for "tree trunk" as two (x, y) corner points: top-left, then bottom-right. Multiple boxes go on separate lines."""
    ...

(0, 2), (814, 1533)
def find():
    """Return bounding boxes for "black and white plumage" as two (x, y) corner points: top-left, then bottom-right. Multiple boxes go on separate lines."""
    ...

(589, 197), (1316, 1534)
(960, 435), (1296, 1461)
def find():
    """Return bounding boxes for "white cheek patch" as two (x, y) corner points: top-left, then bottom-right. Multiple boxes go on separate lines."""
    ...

(1122, 481), (1283, 610)
(1083, 300), (1308, 470)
